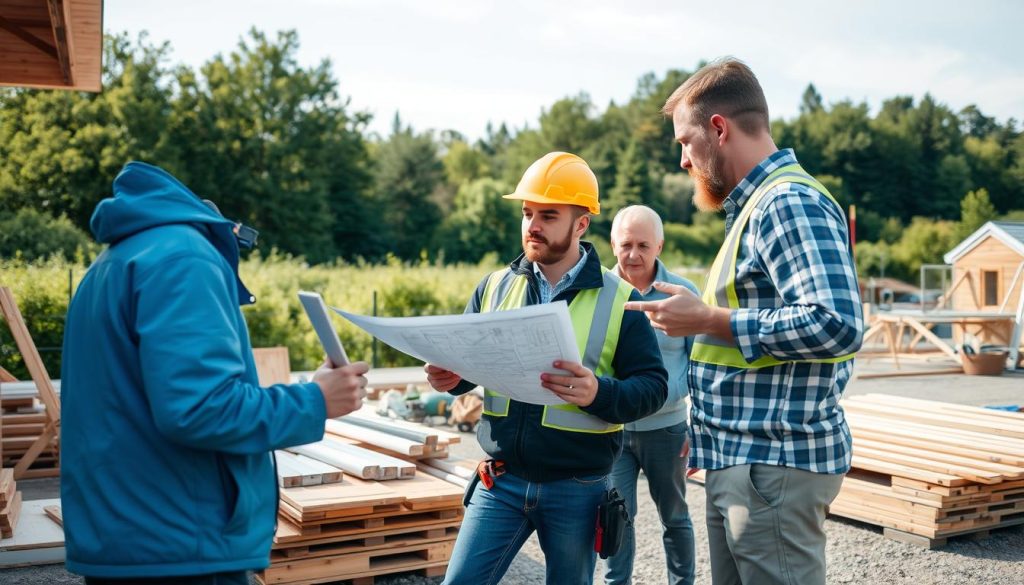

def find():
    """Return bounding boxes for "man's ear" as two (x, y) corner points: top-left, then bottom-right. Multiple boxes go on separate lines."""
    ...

(576, 214), (591, 237)
(709, 114), (729, 146)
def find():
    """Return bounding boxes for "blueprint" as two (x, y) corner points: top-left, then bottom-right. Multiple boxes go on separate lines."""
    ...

(332, 302), (580, 405)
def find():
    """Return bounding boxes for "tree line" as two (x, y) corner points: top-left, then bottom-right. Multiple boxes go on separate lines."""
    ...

(1, 30), (1022, 280)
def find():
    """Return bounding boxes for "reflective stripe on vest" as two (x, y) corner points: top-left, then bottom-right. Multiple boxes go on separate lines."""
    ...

(479, 267), (631, 433)
(690, 164), (856, 369)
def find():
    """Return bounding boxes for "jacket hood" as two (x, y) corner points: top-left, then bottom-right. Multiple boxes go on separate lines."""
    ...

(90, 161), (255, 305)
(90, 161), (233, 244)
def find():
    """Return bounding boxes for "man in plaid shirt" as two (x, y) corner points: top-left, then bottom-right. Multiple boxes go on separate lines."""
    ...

(626, 58), (862, 585)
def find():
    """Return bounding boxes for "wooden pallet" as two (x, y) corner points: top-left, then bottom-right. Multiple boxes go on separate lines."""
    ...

(276, 506), (461, 545)
(832, 395), (1024, 547)
(274, 525), (459, 560)
(258, 540), (455, 585)
(256, 564), (447, 585)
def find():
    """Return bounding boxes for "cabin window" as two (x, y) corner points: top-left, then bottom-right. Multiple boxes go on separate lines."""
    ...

(982, 270), (999, 306)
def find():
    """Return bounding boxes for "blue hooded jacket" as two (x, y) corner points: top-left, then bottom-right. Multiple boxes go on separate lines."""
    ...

(60, 162), (327, 577)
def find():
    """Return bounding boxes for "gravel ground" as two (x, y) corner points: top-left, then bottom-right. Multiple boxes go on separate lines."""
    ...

(5, 360), (1023, 584)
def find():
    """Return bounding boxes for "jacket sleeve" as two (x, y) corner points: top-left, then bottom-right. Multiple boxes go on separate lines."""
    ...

(134, 254), (326, 454)
(448, 276), (489, 396)
(581, 289), (668, 423)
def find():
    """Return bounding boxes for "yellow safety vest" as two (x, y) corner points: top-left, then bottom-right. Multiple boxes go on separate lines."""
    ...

(690, 164), (856, 369)
(478, 267), (634, 433)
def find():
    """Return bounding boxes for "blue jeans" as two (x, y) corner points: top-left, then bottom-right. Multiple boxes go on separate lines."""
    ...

(443, 471), (609, 585)
(605, 422), (695, 585)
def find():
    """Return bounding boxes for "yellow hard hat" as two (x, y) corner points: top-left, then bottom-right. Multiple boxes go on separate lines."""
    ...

(503, 152), (600, 215)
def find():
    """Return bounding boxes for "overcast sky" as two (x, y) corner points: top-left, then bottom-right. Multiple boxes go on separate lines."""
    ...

(106, 0), (1023, 140)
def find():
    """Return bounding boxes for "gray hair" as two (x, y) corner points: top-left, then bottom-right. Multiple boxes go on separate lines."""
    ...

(610, 205), (664, 243)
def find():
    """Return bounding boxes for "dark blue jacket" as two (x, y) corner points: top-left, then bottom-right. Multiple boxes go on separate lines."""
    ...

(451, 243), (667, 481)
(60, 162), (326, 577)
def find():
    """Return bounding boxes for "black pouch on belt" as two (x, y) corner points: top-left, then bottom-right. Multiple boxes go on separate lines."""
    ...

(594, 487), (630, 559)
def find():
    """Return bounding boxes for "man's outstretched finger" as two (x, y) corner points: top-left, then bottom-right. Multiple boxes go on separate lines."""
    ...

(624, 300), (660, 312)
(650, 281), (690, 296)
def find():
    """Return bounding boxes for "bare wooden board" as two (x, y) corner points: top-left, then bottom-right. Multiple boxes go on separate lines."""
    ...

(280, 476), (405, 521)
(253, 347), (291, 386)
(0, 497), (64, 569)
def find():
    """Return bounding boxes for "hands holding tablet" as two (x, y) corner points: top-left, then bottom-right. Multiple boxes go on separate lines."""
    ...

(313, 360), (369, 418)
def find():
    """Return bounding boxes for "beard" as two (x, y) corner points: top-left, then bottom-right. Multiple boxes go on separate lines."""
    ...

(523, 222), (575, 264)
(690, 143), (730, 212)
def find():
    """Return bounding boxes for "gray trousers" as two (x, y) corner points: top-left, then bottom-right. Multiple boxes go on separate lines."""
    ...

(704, 464), (844, 585)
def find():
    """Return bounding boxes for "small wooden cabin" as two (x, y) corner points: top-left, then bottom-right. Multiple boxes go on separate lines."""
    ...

(943, 221), (1024, 357)
(0, 0), (103, 92)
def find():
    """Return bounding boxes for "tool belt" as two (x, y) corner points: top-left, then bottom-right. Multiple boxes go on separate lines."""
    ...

(594, 487), (629, 559)
(463, 459), (506, 507)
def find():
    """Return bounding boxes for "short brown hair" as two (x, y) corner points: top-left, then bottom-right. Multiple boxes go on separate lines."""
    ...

(661, 58), (770, 136)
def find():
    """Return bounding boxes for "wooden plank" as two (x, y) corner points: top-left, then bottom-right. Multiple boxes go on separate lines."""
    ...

(0, 468), (14, 505)
(851, 455), (969, 487)
(253, 347), (291, 386)
(856, 368), (963, 380)
(343, 412), (440, 446)
(274, 508), (461, 547)
(43, 505), (61, 527)
(853, 437), (1024, 479)
(843, 400), (1024, 439)
(289, 442), (383, 481)
(1, 491), (23, 538)
(0, 288), (61, 480)
(45, 0), (73, 84)
(279, 477), (405, 520)
(272, 526), (458, 562)
(326, 419), (425, 456)
(857, 394), (1024, 424)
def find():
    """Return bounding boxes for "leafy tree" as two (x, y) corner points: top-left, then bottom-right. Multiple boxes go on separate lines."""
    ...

(437, 178), (520, 262)
(374, 116), (444, 260)
(443, 140), (490, 186)
(956, 188), (998, 241)
(800, 83), (824, 114)
(179, 29), (373, 263)
(0, 33), (178, 228)
(600, 140), (656, 235)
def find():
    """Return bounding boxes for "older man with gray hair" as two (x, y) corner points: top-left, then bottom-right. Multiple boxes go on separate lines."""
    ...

(606, 205), (698, 585)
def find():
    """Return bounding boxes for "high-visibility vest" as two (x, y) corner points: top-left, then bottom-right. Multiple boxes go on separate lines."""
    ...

(478, 266), (634, 433)
(690, 164), (856, 369)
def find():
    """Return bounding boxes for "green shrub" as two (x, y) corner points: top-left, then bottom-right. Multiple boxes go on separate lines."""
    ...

(0, 209), (98, 262)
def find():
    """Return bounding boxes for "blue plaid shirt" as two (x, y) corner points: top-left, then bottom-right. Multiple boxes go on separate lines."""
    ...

(533, 245), (588, 304)
(689, 149), (863, 474)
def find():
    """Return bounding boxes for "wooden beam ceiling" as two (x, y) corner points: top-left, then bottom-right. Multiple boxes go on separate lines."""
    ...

(0, 0), (102, 92)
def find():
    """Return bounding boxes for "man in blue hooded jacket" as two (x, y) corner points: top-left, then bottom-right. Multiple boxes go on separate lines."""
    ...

(60, 162), (369, 584)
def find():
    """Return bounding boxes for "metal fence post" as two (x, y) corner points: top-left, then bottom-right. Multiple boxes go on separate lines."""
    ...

(372, 290), (378, 368)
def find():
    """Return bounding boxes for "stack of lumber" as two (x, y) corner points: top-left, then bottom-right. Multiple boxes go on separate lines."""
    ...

(276, 451), (345, 488)
(0, 383), (58, 476)
(326, 408), (462, 459)
(256, 413), (470, 585)
(833, 394), (1024, 547)
(1, 468), (22, 539)
(0, 498), (64, 568)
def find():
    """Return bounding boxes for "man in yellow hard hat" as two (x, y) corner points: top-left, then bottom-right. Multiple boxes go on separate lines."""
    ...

(424, 152), (668, 585)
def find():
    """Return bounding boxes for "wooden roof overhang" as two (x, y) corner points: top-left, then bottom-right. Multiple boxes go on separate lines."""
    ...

(0, 0), (103, 92)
